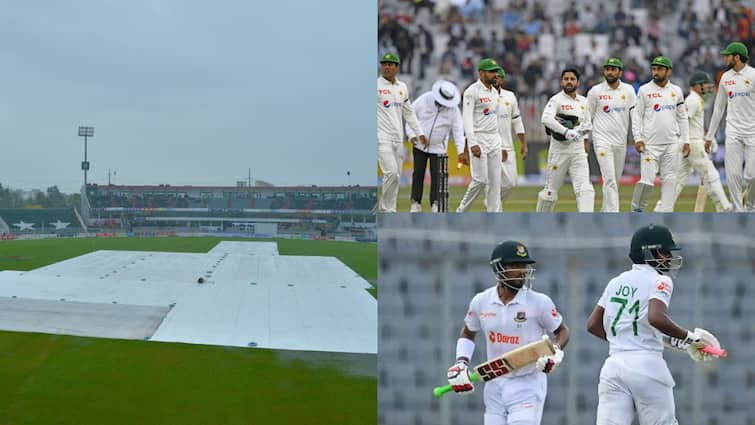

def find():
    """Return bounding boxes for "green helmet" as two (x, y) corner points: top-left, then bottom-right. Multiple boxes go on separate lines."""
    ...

(496, 67), (506, 79)
(650, 56), (673, 69)
(720, 42), (749, 60)
(688, 71), (712, 86)
(490, 241), (535, 291)
(629, 224), (683, 277)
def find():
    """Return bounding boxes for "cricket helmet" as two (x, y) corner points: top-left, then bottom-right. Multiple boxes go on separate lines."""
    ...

(629, 224), (683, 278)
(490, 241), (535, 290)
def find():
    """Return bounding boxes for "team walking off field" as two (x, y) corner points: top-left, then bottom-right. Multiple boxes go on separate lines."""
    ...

(377, 41), (755, 212)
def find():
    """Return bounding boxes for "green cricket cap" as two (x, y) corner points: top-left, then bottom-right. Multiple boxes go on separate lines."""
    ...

(495, 67), (506, 79)
(603, 58), (624, 69)
(650, 56), (673, 69)
(478, 58), (500, 71)
(380, 53), (400, 64)
(720, 42), (749, 59)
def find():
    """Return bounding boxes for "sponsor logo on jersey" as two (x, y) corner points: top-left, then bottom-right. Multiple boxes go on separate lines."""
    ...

(489, 331), (521, 344)
(561, 104), (575, 111)
(647, 92), (663, 99)
(479, 97), (493, 103)
(599, 95), (612, 100)
(657, 281), (672, 295)
(653, 103), (675, 112)
(603, 105), (611, 112)
(514, 311), (527, 322)
(378, 89), (392, 95)
(728, 91), (750, 98)
(480, 312), (497, 318)
(483, 108), (494, 116)
(724, 80), (736, 86)
(383, 100), (391, 108)
(551, 308), (559, 318)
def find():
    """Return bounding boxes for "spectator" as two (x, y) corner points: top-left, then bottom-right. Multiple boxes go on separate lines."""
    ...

(416, 24), (435, 80)
(625, 16), (642, 45)
(582, 5), (597, 33)
(594, 4), (610, 34)
(468, 29), (486, 56)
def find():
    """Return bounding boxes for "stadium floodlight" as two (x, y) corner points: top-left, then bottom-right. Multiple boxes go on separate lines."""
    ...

(78, 126), (94, 186)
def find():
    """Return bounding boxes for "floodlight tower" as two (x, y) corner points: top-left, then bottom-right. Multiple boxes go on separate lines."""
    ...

(78, 126), (94, 186)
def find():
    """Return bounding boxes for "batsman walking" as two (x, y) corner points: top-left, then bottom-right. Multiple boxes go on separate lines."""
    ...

(446, 241), (570, 425)
(587, 224), (723, 425)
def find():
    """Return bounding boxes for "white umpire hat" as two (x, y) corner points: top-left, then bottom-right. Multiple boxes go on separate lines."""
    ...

(431, 80), (460, 108)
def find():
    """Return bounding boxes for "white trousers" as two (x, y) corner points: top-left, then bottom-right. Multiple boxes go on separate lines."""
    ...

(483, 148), (518, 211)
(638, 143), (678, 213)
(537, 149), (595, 212)
(596, 353), (677, 425)
(724, 134), (755, 211)
(483, 372), (547, 425)
(457, 134), (502, 212)
(378, 140), (403, 212)
(656, 140), (732, 211)
(594, 143), (627, 212)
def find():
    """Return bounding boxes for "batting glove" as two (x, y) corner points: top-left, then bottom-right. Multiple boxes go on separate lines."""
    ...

(447, 360), (474, 394)
(536, 345), (564, 373)
(683, 329), (710, 362)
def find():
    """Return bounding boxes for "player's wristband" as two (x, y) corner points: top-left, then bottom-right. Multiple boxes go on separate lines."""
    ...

(456, 338), (475, 362)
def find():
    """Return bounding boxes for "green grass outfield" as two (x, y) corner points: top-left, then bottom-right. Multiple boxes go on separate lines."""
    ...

(387, 184), (725, 212)
(0, 237), (376, 425)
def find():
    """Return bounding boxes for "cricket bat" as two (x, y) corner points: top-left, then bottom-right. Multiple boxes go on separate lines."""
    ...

(701, 345), (728, 357)
(433, 336), (556, 398)
(693, 185), (707, 212)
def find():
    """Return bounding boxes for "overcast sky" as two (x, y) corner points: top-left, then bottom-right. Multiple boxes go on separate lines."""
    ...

(0, 1), (374, 193)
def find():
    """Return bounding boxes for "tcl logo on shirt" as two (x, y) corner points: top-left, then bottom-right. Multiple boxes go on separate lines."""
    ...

(479, 97), (493, 103)
(378, 89), (392, 95)
(488, 331), (521, 344)
(724, 80), (736, 86)
(561, 104), (575, 111)
(647, 92), (663, 99)
(598, 95), (613, 100)
(480, 312), (497, 318)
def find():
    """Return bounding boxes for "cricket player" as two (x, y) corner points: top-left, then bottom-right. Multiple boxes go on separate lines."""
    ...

(406, 80), (465, 212)
(456, 58), (503, 212)
(484, 67), (528, 211)
(587, 223), (721, 425)
(705, 41), (755, 211)
(586, 58), (636, 212)
(630, 56), (689, 212)
(377, 52), (426, 212)
(655, 71), (733, 212)
(536, 68), (595, 212)
(447, 241), (570, 425)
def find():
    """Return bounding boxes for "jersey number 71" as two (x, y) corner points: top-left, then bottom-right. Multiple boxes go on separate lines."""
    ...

(610, 296), (640, 336)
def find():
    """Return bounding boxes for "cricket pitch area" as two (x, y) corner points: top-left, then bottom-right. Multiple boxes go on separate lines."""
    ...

(0, 237), (377, 424)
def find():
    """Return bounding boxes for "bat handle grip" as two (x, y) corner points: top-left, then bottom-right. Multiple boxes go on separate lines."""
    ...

(432, 372), (480, 398)
(701, 345), (728, 357)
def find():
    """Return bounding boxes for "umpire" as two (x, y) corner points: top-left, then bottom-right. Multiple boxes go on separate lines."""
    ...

(406, 80), (465, 212)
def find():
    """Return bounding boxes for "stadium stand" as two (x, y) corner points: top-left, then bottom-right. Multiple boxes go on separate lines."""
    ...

(0, 208), (83, 235)
(378, 213), (755, 425)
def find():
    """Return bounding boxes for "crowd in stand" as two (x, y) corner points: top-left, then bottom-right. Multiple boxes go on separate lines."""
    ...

(379, 0), (755, 98)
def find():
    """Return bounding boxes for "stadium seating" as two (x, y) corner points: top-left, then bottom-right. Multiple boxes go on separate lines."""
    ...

(0, 208), (82, 234)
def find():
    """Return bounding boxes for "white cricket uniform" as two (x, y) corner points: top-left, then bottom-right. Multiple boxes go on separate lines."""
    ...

(494, 89), (525, 210)
(457, 80), (503, 212)
(631, 80), (689, 212)
(377, 76), (424, 212)
(465, 287), (563, 425)
(705, 64), (755, 211)
(537, 91), (595, 212)
(595, 264), (678, 425)
(655, 90), (732, 211)
(405, 91), (465, 155)
(587, 81), (636, 212)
